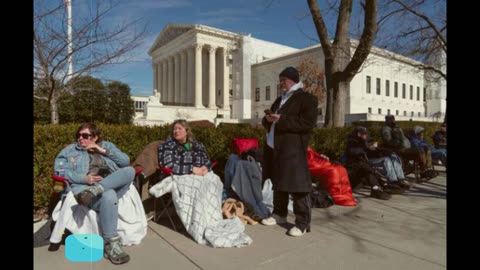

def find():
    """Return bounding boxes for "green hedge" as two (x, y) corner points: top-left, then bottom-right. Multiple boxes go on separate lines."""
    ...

(34, 121), (442, 210)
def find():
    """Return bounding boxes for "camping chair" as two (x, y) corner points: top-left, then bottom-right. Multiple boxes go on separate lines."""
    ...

(130, 140), (178, 229)
(48, 167), (147, 251)
(131, 140), (217, 231)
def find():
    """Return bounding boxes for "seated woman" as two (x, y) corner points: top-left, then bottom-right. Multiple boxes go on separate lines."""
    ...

(158, 119), (211, 175)
(152, 119), (252, 248)
(53, 123), (134, 265)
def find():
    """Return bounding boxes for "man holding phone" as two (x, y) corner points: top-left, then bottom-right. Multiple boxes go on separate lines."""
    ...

(261, 67), (318, 237)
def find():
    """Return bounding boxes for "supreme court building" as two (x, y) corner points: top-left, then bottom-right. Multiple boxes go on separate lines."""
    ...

(133, 24), (446, 126)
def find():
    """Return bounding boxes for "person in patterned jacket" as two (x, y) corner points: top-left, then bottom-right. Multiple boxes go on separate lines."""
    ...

(158, 119), (212, 176)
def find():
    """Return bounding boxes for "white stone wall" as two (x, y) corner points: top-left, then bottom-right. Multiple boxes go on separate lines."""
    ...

(350, 48), (426, 119)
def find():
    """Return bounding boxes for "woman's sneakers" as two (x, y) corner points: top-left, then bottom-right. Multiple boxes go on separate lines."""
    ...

(104, 236), (130, 265)
(75, 184), (104, 206)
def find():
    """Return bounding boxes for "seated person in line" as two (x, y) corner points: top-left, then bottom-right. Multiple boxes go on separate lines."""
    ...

(410, 125), (447, 168)
(432, 122), (447, 150)
(158, 119), (211, 175)
(54, 122), (134, 265)
(381, 115), (436, 179)
(154, 120), (252, 247)
(345, 126), (399, 200)
(306, 148), (357, 207)
(366, 138), (411, 189)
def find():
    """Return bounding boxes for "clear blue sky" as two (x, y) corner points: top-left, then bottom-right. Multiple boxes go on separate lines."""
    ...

(87, 0), (326, 96)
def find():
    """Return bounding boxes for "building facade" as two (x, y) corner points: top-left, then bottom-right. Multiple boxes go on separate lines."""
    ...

(133, 24), (446, 126)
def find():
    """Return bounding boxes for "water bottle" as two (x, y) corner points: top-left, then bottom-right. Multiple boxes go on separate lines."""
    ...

(56, 161), (65, 177)
(54, 161), (66, 193)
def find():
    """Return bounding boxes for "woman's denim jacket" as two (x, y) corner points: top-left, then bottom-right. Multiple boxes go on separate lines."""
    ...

(54, 141), (130, 195)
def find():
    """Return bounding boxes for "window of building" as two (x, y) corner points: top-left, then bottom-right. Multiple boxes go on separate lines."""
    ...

(416, 86), (420, 101)
(387, 109), (391, 115)
(418, 112), (421, 117)
(229, 74), (232, 79)
(396, 110), (399, 116)
(366, 76), (371, 94)
(265, 86), (271, 100)
(217, 89), (221, 96)
(394, 82), (398, 97)
(255, 112), (259, 119)
(423, 87), (426, 102)
(409, 85), (413, 100)
(229, 89), (233, 96)
(386, 80), (390, 96)
(255, 88), (260, 102)
(402, 83), (406, 98)
(378, 108), (382, 114)
(368, 107), (372, 113)
(318, 108), (323, 115)
(376, 78), (381, 95)
(411, 111), (414, 117)
(134, 101), (146, 112)
(403, 110), (407, 116)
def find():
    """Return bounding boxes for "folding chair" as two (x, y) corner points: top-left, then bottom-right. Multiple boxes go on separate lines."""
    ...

(150, 166), (177, 231)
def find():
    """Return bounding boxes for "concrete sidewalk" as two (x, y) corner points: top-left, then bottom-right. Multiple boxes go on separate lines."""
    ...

(34, 171), (446, 270)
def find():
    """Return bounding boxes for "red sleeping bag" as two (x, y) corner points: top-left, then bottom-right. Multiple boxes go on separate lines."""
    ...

(307, 147), (357, 206)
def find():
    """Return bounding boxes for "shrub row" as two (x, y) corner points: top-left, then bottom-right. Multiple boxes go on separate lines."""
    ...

(34, 121), (442, 210)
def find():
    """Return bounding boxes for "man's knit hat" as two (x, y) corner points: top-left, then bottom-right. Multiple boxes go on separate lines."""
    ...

(279, 67), (300, 83)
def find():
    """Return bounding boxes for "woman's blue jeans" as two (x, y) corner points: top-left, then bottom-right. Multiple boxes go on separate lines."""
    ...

(90, 166), (135, 239)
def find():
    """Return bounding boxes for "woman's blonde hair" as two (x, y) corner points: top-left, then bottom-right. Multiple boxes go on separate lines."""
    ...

(171, 119), (195, 142)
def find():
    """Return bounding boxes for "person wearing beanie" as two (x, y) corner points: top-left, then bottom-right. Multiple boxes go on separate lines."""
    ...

(261, 66), (318, 237)
(381, 116), (437, 181)
(278, 66), (300, 83)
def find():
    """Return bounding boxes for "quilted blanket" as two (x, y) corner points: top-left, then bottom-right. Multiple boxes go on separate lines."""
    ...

(149, 172), (252, 248)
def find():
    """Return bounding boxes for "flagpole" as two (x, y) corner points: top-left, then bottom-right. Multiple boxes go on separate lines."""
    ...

(66, 0), (73, 80)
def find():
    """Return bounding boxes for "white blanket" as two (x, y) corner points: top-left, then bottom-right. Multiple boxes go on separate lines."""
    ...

(50, 184), (147, 246)
(149, 172), (252, 248)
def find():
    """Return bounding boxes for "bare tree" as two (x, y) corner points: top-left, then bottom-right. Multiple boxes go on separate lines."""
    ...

(34, 0), (147, 124)
(376, 0), (446, 81)
(307, 0), (377, 127)
(297, 57), (325, 103)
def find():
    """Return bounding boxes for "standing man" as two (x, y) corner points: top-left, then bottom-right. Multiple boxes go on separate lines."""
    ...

(261, 67), (318, 237)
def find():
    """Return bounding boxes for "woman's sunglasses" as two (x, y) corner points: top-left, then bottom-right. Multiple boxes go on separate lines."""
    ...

(76, 133), (92, 139)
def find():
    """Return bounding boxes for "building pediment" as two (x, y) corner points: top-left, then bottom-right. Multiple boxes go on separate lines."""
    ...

(148, 24), (195, 55)
(149, 24), (240, 55)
